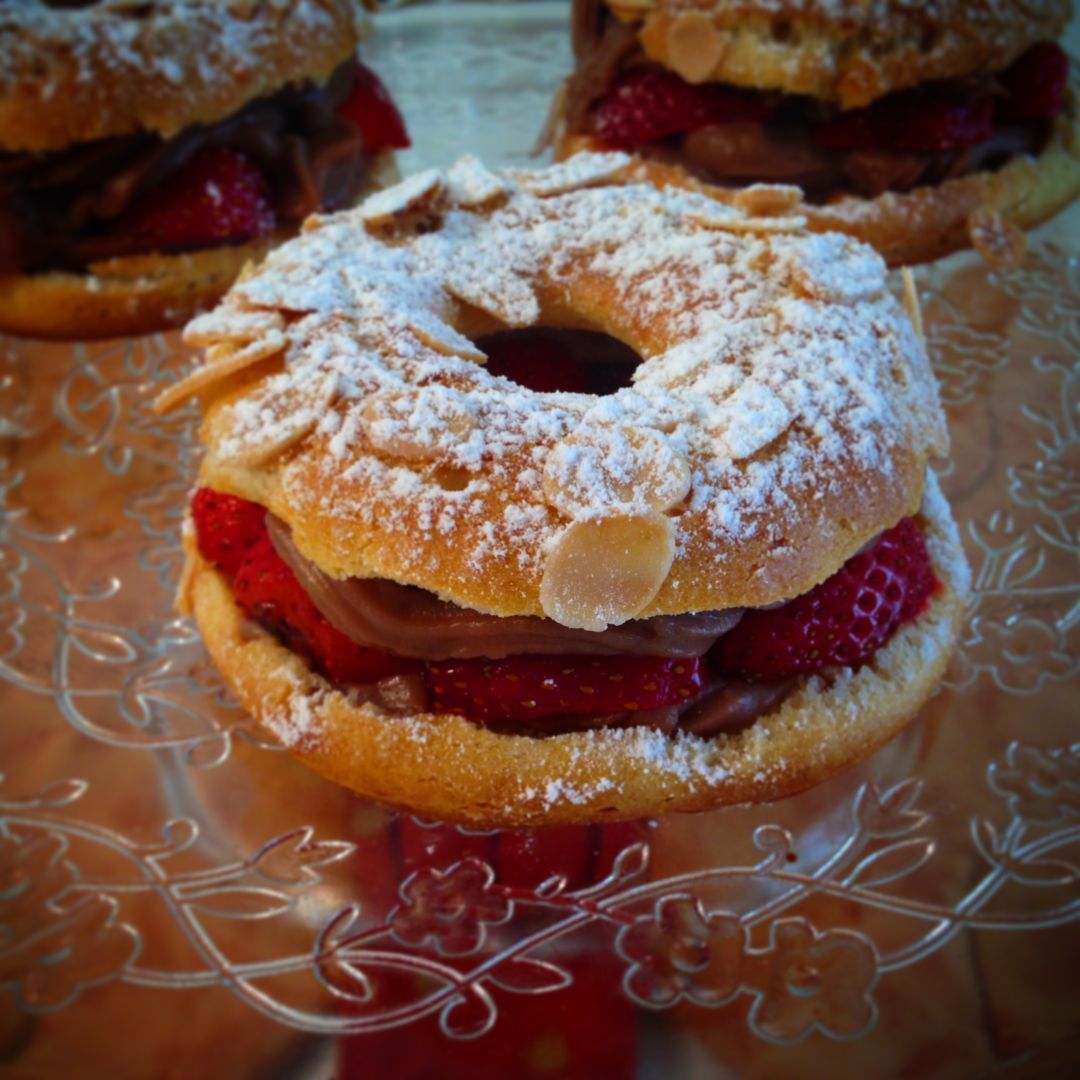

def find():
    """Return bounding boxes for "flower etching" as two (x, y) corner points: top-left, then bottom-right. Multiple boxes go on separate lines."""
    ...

(749, 918), (878, 1043)
(617, 895), (744, 1008)
(989, 743), (1080, 826)
(390, 858), (511, 955)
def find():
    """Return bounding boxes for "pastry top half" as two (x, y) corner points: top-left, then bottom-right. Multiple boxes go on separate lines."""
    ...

(603, 0), (1073, 107)
(167, 153), (947, 632)
(0, 0), (364, 152)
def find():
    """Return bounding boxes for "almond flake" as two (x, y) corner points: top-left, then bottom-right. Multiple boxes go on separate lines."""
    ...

(732, 184), (804, 216)
(226, 373), (338, 467)
(543, 427), (691, 517)
(408, 309), (486, 361)
(183, 308), (285, 347)
(508, 152), (631, 196)
(361, 168), (444, 229)
(153, 332), (285, 414)
(446, 155), (509, 208)
(361, 387), (475, 462)
(666, 12), (724, 83)
(540, 513), (676, 631)
(968, 206), (1025, 270)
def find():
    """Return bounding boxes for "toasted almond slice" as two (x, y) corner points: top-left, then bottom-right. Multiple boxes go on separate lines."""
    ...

(445, 269), (540, 329)
(227, 372), (338, 467)
(667, 12), (724, 83)
(540, 513), (676, 631)
(688, 208), (808, 233)
(446, 155), (509, 208)
(901, 267), (925, 343)
(152, 332), (286, 414)
(361, 386), (475, 461)
(183, 308), (285, 347)
(361, 168), (444, 229)
(732, 184), (804, 216)
(543, 427), (691, 517)
(509, 152), (630, 196)
(707, 382), (793, 461)
(968, 206), (1025, 270)
(408, 308), (487, 361)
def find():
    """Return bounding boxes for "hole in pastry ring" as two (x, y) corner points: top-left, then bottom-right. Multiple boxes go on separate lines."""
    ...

(178, 153), (948, 630)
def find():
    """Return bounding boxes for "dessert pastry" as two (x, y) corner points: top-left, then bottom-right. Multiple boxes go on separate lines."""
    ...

(0, 0), (409, 340)
(549, 0), (1080, 266)
(156, 153), (969, 826)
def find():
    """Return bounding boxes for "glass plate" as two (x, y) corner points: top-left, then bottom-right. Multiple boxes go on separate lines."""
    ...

(2, 5), (1078, 1077)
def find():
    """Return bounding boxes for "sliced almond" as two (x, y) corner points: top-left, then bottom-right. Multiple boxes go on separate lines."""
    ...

(184, 308), (285, 347)
(509, 152), (631, 196)
(707, 382), (793, 461)
(687, 207), (807, 234)
(361, 386), (475, 462)
(543, 427), (691, 517)
(153, 332), (286, 414)
(445, 268), (539, 329)
(446, 155), (509, 208)
(732, 184), (804, 216)
(225, 372), (338, 467)
(361, 168), (444, 229)
(408, 308), (487, 361)
(540, 513), (676, 631)
(901, 267), (925, 343)
(666, 12), (724, 84)
(968, 206), (1025, 270)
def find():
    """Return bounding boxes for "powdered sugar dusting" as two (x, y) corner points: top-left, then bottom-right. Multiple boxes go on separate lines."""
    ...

(193, 153), (945, 615)
(0, 1), (345, 116)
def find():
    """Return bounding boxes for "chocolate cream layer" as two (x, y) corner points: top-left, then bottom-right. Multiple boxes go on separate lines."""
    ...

(267, 515), (794, 738)
(0, 59), (371, 274)
(566, 0), (1050, 200)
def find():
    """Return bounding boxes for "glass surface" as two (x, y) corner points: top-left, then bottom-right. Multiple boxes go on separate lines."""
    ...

(1, 5), (1078, 1077)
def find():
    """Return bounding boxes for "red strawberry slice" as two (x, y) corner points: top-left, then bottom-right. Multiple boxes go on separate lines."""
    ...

(595, 66), (769, 149)
(123, 146), (275, 251)
(998, 42), (1070, 121)
(338, 63), (411, 152)
(191, 487), (267, 577)
(232, 532), (415, 685)
(816, 90), (994, 154)
(595, 66), (712, 148)
(713, 517), (939, 680)
(427, 655), (706, 724)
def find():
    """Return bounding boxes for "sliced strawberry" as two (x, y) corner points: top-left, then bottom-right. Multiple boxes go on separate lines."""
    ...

(713, 518), (939, 680)
(998, 42), (1070, 121)
(122, 146), (274, 251)
(232, 533), (415, 685)
(338, 63), (411, 152)
(595, 66), (711, 148)
(816, 91), (994, 154)
(191, 487), (267, 577)
(427, 655), (706, 724)
(595, 66), (769, 149)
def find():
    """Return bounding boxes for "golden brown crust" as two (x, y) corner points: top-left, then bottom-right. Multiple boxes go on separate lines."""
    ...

(0, 153), (398, 340)
(608, 0), (1072, 106)
(172, 159), (947, 625)
(556, 98), (1080, 266)
(184, 473), (968, 826)
(0, 0), (364, 152)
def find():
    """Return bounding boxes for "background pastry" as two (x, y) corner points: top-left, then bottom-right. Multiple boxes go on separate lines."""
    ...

(0, 0), (408, 339)
(550, 0), (1080, 265)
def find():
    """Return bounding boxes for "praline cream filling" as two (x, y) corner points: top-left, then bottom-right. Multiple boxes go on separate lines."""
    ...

(254, 513), (909, 739)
